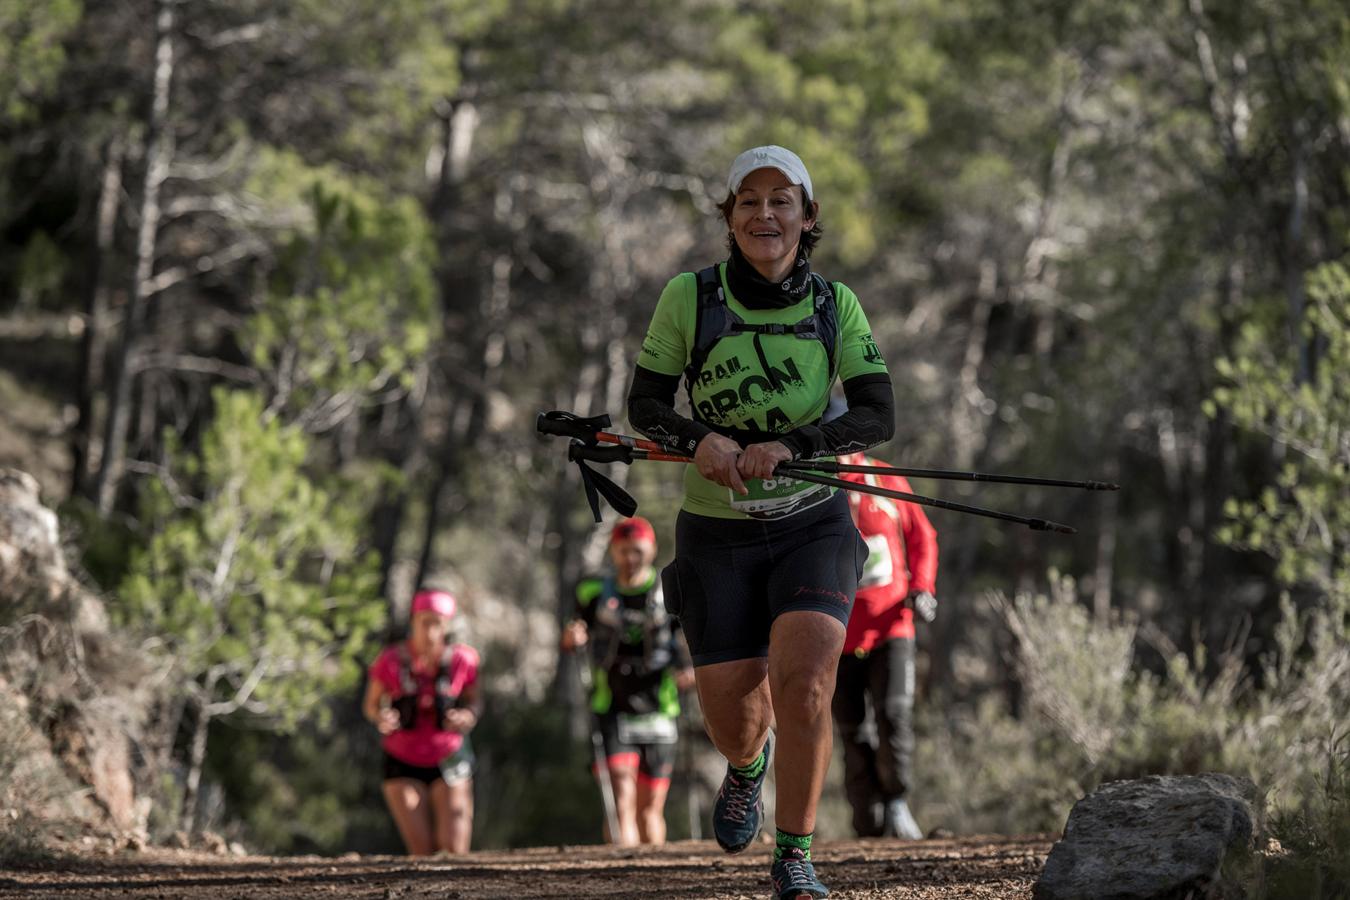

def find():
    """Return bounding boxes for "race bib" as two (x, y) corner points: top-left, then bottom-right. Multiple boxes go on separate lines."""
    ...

(859, 533), (894, 588)
(729, 475), (832, 520)
(616, 712), (679, 745)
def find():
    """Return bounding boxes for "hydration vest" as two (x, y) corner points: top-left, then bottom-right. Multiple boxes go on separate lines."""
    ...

(586, 575), (679, 717)
(588, 575), (673, 674)
(682, 264), (841, 412)
(393, 643), (463, 731)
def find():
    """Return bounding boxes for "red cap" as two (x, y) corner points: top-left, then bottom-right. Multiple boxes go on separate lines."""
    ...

(411, 589), (456, 619)
(610, 516), (656, 546)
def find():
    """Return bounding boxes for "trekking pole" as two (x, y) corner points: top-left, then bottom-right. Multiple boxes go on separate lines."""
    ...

(572, 654), (621, 842)
(767, 468), (1078, 533)
(566, 442), (1079, 534)
(779, 459), (1118, 492)
(537, 410), (1120, 490)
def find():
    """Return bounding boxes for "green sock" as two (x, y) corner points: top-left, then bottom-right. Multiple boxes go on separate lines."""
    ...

(730, 746), (766, 780)
(774, 828), (813, 861)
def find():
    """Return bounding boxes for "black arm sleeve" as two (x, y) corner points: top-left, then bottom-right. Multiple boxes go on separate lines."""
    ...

(776, 373), (895, 459)
(626, 365), (712, 455)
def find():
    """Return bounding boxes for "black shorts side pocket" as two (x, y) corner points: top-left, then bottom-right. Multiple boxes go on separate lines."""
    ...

(662, 556), (709, 659)
(660, 560), (683, 619)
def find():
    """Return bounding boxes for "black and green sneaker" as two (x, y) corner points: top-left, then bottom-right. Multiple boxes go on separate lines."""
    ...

(711, 733), (772, 853)
(771, 851), (829, 899)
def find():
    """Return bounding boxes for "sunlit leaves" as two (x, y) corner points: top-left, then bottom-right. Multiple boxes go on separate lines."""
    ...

(242, 149), (436, 431)
(118, 387), (384, 730)
(1212, 260), (1350, 605)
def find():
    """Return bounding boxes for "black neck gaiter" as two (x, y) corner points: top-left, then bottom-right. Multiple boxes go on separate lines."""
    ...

(724, 243), (813, 309)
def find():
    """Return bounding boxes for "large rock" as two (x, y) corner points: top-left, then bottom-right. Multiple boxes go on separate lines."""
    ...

(0, 469), (66, 604)
(1034, 773), (1262, 900)
(0, 468), (151, 837)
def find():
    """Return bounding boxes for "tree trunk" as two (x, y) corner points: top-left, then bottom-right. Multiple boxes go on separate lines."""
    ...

(371, 380), (427, 599)
(181, 697), (210, 835)
(72, 136), (125, 499)
(94, 0), (175, 515)
(950, 259), (996, 472)
(1194, 271), (1241, 658)
(412, 95), (480, 599)
(1092, 453), (1121, 621)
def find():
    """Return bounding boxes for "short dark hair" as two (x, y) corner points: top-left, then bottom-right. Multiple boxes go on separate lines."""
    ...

(717, 186), (823, 257)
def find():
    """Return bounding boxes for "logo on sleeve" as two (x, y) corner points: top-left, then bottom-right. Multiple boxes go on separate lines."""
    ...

(860, 333), (884, 365)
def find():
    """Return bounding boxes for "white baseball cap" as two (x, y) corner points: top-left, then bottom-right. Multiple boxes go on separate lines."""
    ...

(726, 145), (814, 200)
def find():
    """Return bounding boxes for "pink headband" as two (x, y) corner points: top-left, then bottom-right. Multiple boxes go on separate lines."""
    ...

(411, 589), (456, 619)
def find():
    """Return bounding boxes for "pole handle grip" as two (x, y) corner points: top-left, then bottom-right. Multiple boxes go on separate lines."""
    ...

(536, 410), (612, 440)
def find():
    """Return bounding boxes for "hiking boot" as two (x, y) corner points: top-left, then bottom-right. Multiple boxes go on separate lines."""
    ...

(712, 733), (772, 853)
(771, 854), (829, 899)
(882, 797), (924, 840)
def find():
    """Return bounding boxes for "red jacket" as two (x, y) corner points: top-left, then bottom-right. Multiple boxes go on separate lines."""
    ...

(840, 453), (939, 654)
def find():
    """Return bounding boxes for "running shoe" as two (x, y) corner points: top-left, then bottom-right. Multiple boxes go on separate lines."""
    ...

(711, 732), (772, 853)
(771, 854), (829, 899)
(882, 797), (924, 840)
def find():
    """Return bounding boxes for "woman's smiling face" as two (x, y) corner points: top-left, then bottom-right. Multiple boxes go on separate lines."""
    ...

(727, 167), (817, 282)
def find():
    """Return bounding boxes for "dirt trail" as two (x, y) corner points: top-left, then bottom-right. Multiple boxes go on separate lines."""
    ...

(0, 836), (1052, 899)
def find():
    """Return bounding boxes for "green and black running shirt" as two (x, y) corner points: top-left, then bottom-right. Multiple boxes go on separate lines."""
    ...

(574, 571), (688, 718)
(637, 264), (889, 520)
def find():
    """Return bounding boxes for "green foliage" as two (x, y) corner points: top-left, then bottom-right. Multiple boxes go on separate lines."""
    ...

(244, 150), (437, 430)
(1212, 260), (1350, 604)
(206, 718), (393, 854)
(267, 0), (476, 169)
(15, 232), (65, 310)
(59, 496), (138, 592)
(0, 694), (70, 866)
(1265, 737), (1350, 899)
(1, 0), (1347, 858)
(918, 573), (1350, 840)
(0, 0), (81, 123)
(117, 387), (385, 732)
(702, 0), (947, 266)
(470, 693), (600, 849)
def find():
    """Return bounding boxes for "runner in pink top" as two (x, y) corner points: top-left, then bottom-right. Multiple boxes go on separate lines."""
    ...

(362, 588), (481, 855)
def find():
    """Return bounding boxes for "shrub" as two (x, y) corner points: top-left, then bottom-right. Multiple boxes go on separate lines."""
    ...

(0, 685), (70, 866)
(913, 572), (1349, 856)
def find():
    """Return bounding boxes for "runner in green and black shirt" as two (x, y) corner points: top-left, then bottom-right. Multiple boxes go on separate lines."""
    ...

(627, 145), (895, 900)
(561, 516), (694, 846)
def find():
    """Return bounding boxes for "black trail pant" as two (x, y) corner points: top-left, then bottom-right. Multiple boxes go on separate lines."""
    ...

(831, 635), (916, 838)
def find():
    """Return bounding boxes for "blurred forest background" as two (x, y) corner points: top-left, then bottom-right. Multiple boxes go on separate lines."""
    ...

(0, 0), (1346, 885)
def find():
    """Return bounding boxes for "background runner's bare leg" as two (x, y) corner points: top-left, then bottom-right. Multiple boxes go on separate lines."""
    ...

(382, 779), (435, 856)
(768, 611), (846, 834)
(636, 775), (671, 844)
(431, 778), (474, 854)
(694, 658), (772, 766)
(603, 763), (641, 846)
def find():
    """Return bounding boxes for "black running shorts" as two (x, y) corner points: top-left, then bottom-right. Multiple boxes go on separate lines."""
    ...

(595, 713), (676, 781)
(382, 739), (475, 786)
(661, 490), (867, 666)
